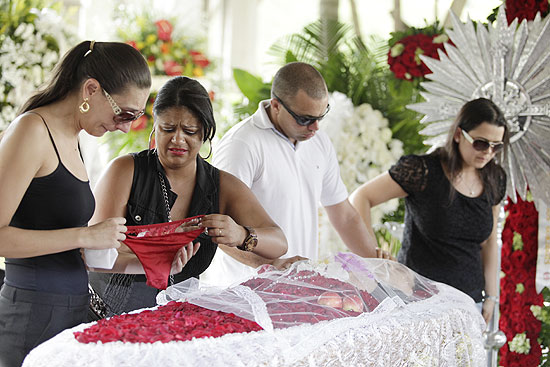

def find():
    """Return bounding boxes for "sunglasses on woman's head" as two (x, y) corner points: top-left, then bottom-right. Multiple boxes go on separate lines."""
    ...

(273, 93), (330, 126)
(461, 129), (504, 153)
(103, 89), (145, 124)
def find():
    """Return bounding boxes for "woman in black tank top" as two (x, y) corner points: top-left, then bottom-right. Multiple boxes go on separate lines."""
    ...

(0, 41), (152, 367)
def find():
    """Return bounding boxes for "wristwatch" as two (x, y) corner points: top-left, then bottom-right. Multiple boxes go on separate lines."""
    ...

(237, 226), (258, 252)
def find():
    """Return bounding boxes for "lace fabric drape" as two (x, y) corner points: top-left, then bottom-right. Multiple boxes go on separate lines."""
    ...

(24, 254), (486, 367)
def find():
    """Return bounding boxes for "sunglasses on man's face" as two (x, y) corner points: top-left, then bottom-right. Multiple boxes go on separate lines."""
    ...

(103, 89), (145, 124)
(461, 129), (504, 153)
(273, 93), (330, 126)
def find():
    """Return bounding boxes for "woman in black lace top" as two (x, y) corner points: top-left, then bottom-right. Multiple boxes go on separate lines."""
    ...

(350, 98), (509, 323)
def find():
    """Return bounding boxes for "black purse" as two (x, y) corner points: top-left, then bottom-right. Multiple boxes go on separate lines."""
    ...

(87, 284), (108, 321)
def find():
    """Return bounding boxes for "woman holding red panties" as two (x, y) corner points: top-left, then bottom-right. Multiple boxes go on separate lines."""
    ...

(88, 76), (288, 316)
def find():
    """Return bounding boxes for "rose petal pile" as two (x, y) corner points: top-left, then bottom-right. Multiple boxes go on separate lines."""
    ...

(74, 301), (262, 344)
(499, 192), (543, 366)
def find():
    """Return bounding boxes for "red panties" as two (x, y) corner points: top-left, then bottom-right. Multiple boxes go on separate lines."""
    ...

(123, 216), (204, 290)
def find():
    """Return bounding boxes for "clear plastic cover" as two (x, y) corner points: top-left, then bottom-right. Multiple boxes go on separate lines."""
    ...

(158, 252), (477, 331)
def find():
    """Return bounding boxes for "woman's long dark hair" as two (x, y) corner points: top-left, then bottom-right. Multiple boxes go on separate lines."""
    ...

(19, 41), (151, 113)
(152, 76), (216, 143)
(436, 97), (509, 202)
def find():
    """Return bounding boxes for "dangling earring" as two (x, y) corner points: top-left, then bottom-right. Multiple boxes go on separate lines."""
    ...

(79, 98), (90, 114)
(199, 139), (213, 160)
(148, 127), (156, 150)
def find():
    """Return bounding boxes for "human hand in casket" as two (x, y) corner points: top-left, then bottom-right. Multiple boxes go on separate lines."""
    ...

(270, 255), (308, 270)
(170, 242), (201, 274)
(375, 247), (396, 261)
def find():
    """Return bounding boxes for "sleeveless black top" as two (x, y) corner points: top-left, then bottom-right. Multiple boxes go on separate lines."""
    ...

(5, 114), (95, 295)
(126, 149), (220, 282)
(389, 153), (506, 302)
(88, 149), (220, 316)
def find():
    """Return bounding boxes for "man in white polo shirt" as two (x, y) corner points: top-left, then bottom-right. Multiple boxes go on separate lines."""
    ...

(201, 62), (377, 287)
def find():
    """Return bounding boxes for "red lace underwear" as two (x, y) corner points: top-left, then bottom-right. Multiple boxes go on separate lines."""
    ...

(123, 216), (204, 290)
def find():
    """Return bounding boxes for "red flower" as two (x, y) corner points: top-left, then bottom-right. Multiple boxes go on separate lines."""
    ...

(499, 192), (541, 364)
(163, 60), (183, 76)
(190, 50), (210, 68)
(131, 115), (148, 131)
(155, 19), (173, 42)
(126, 41), (138, 50)
(390, 62), (408, 80)
(506, 0), (549, 25)
(387, 33), (450, 81)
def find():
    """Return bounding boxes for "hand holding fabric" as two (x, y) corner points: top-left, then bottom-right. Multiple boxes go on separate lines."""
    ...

(199, 214), (247, 248)
(170, 242), (201, 274)
(123, 216), (205, 289)
(83, 217), (126, 250)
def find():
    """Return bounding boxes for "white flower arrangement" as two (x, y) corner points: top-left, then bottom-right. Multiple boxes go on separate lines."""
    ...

(0, 7), (74, 130)
(318, 92), (403, 258)
(508, 332), (531, 355)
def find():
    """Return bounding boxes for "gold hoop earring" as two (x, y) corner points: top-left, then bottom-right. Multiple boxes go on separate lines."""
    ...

(79, 98), (90, 114)
(199, 140), (213, 160)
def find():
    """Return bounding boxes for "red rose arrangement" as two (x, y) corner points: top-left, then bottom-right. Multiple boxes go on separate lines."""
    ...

(499, 192), (543, 366)
(505, 0), (549, 25)
(74, 301), (262, 344)
(387, 23), (452, 81)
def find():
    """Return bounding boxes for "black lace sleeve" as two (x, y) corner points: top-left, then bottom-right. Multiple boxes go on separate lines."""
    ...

(388, 155), (429, 194)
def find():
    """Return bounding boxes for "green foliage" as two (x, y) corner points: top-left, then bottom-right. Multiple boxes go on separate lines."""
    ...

(374, 225), (402, 258)
(387, 20), (445, 48)
(539, 287), (550, 365)
(232, 69), (271, 119)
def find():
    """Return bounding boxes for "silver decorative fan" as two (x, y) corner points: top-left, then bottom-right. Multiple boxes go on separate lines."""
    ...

(408, 6), (550, 207)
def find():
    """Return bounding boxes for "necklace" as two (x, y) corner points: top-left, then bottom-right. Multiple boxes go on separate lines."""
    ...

(458, 173), (478, 196)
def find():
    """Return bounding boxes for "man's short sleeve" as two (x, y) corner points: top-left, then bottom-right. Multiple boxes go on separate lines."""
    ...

(212, 136), (259, 188)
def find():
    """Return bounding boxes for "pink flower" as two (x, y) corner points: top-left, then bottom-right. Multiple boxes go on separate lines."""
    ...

(155, 20), (173, 42)
(163, 60), (183, 76)
(190, 50), (210, 68)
